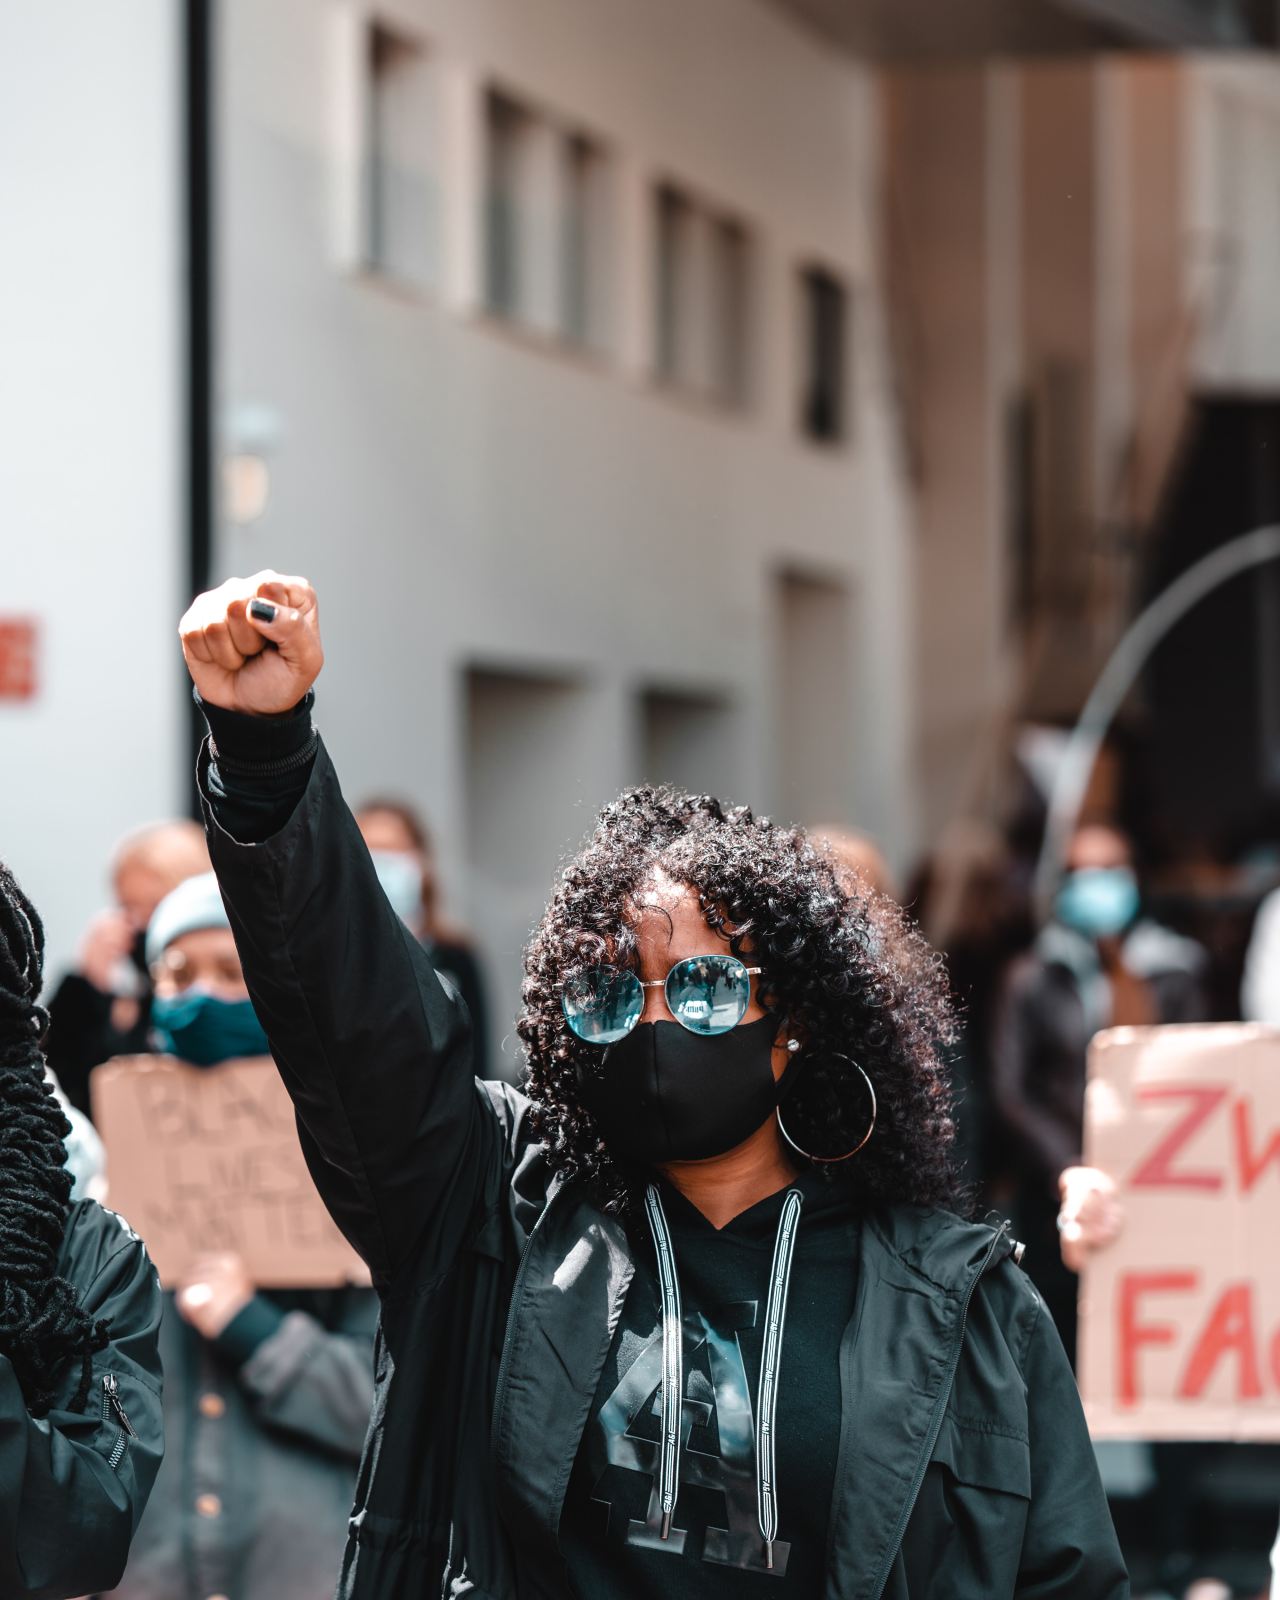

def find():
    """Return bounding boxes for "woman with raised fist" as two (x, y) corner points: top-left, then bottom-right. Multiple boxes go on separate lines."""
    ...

(179, 571), (1128, 1600)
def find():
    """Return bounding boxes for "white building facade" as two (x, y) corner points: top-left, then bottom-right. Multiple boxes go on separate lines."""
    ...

(213, 0), (920, 1058)
(8, 1), (1275, 1049)
(0, 0), (185, 985)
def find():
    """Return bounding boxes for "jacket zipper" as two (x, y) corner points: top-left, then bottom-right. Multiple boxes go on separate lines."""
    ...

(868, 1228), (1009, 1600)
(101, 1373), (137, 1471)
(489, 1194), (556, 1460)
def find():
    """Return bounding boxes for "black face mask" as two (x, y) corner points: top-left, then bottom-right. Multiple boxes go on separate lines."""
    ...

(576, 1013), (793, 1165)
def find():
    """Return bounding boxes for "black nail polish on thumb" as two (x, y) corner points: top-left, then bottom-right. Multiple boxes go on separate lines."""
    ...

(249, 599), (277, 623)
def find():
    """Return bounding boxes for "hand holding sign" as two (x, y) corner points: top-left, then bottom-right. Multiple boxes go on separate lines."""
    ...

(176, 1252), (255, 1339)
(1057, 1165), (1124, 1273)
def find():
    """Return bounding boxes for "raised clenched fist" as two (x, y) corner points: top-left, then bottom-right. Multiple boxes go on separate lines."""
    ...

(179, 571), (323, 716)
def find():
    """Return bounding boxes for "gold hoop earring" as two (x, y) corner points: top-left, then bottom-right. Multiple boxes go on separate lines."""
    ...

(776, 1057), (876, 1164)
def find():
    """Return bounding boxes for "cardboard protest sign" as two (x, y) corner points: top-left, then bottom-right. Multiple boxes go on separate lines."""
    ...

(91, 1055), (369, 1288)
(1079, 1024), (1280, 1441)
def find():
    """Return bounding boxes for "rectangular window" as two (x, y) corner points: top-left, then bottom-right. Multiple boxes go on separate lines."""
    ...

(655, 184), (695, 386)
(561, 133), (611, 351)
(711, 219), (750, 408)
(775, 570), (856, 825)
(485, 92), (613, 349)
(639, 687), (740, 800)
(365, 23), (437, 288)
(485, 90), (534, 320)
(464, 666), (596, 1075)
(654, 183), (752, 410)
(800, 266), (849, 443)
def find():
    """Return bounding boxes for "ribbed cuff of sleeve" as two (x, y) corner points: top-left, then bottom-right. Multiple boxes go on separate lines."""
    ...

(213, 1295), (288, 1368)
(196, 687), (317, 776)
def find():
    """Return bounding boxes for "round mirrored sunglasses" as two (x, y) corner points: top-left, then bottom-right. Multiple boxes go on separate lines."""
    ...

(561, 954), (762, 1045)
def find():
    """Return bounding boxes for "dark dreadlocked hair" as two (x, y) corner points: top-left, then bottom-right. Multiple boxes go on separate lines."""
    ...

(0, 863), (109, 1416)
(517, 787), (962, 1220)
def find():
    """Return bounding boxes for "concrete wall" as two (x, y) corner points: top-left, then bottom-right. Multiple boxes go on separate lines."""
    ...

(884, 67), (1020, 837)
(0, 1), (183, 982)
(214, 0), (918, 1064)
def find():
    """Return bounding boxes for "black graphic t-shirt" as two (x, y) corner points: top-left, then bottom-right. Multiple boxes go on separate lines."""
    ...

(559, 1171), (859, 1598)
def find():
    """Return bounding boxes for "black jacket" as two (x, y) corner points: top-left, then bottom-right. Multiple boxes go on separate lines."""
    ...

(0, 1201), (164, 1599)
(201, 736), (1127, 1600)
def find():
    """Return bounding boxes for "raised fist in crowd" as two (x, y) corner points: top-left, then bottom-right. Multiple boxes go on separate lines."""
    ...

(179, 571), (324, 715)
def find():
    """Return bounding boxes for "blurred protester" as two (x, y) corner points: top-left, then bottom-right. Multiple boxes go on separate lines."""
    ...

(356, 797), (491, 1074)
(813, 824), (896, 899)
(99, 872), (377, 1600)
(993, 821), (1207, 1363)
(45, 820), (209, 1118)
(910, 819), (1033, 1199)
(0, 861), (163, 1598)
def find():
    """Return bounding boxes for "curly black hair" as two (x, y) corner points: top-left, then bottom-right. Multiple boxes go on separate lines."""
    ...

(517, 787), (962, 1218)
(0, 862), (110, 1416)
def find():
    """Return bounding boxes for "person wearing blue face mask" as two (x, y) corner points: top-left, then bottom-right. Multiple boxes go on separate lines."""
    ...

(93, 872), (379, 1600)
(146, 873), (271, 1065)
(357, 798), (492, 1078)
(992, 822), (1208, 1367)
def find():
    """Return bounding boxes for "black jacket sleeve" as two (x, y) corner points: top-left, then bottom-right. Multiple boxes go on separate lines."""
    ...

(0, 1204), (164, 1600)
(198, 722), (505, 1289)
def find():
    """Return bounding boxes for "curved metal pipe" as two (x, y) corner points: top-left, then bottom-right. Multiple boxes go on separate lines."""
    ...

(1032, 524), (1280, 918)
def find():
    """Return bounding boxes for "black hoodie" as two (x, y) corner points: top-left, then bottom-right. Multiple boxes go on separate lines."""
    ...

(561, 1171), (857, 1594)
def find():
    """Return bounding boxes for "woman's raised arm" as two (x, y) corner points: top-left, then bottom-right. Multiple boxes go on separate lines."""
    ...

(181, 573), (503, 1287)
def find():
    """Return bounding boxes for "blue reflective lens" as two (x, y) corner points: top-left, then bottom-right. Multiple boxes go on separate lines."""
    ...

(562, 967), (644, 1045)
(664, 955), (752, 1036)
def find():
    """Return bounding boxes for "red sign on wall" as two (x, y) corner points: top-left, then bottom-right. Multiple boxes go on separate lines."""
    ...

(0, 619), (38, 701)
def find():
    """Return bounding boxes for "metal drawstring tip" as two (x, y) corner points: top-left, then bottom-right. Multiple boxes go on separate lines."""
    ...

(660, 1512), (672, 1540)
(764, 1539), (774, 1570)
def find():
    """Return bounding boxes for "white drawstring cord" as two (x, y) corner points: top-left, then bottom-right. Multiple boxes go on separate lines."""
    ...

(644, 1185), (684, 1540)
(643, 1182), (805, 1563)
(756, 1187), (803, 1567)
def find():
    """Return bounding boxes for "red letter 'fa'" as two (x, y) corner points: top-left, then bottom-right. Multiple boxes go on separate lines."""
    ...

(1179, 1283), (1264, 1402)
(1118, 1271), (1197, 1406)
